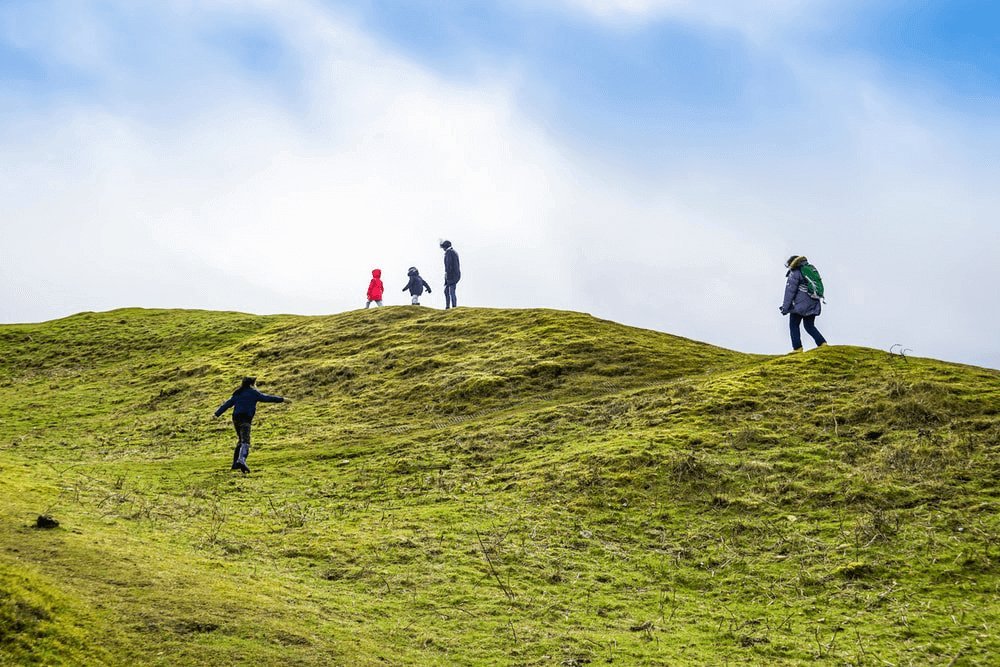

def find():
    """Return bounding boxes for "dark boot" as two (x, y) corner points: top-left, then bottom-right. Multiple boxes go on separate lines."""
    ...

(236, 443), (251, 474)
(231, 443), (242, 470)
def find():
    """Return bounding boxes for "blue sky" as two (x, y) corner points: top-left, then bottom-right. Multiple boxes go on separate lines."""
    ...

(1, 0), (998, 368)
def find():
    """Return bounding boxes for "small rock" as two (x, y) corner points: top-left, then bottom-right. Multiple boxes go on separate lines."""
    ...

(35, 515), (59, 529)
(579, 530), (593, 539)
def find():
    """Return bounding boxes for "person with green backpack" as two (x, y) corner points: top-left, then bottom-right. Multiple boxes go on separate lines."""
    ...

(780, 255), (828, 352)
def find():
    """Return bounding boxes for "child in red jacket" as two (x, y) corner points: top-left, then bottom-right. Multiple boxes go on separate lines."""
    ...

(366, 269), (384, 308)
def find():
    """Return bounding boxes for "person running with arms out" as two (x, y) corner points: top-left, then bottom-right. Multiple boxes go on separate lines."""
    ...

(402, 266), (432, 305)
(780, 255), (828, 352)
(440, 240), (460, 309)
(366, 268), (384, 308)
(214, 376), (291, 473)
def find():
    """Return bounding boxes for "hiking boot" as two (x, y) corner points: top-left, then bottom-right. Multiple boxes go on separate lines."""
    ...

(238, 462), (250, 474)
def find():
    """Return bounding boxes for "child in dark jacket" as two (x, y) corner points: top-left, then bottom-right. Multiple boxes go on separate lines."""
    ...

(366, 269), (384, 308)
(214, 377), (291, 473)
(402, 267), (432, 305)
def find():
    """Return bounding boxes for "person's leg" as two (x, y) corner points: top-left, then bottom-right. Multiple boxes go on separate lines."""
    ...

(375, 300), (383, 307)
(238, 421), (251, 448)
(445, 284), (457, 309)
(802, 316), (827, 347)
(233, 419), (252, 472)
(231, 415), (247, 469)
(365, 300), (371, 309)
(237, 442), (250, 472)
(788, 313), (803, 351)
(411, 295), (419, 305)
(450, 284), (457, 308)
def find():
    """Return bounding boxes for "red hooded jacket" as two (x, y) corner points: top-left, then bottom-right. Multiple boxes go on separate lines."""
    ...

(367, 269), (384, 301)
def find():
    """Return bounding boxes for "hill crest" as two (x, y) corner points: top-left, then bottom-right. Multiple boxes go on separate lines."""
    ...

(1, 307), (997, 665)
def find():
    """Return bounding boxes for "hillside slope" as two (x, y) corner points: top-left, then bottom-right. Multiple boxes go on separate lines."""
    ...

(0, 307), (997, 665)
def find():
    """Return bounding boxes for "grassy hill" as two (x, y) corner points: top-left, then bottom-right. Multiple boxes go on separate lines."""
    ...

(0, 307), (997, 666)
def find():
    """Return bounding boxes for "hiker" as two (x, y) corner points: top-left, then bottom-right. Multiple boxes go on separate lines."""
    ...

(441, 240), (461, 309)
(213, 377), (290, 473)
(780, 255), (828, 352)
(402, 266), (432, 305)
(366, 268), (384, 308)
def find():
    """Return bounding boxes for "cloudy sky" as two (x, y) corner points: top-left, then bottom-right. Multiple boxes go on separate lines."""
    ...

(2, 0), (998, 368)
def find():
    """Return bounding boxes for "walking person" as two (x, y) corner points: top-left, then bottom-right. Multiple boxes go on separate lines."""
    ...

(780, 255), (828, 352)
(402, 266), (432, 305)
(366, 268), (384, 308)
(213, 377), (290, 473)
(440, 240), (460, 309)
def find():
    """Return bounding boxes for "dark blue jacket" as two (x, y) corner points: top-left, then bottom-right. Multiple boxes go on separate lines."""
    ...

(781, 267), (822, 317)
(215, 387), (285, 419)
(443, 247), (461, 285)
(403, 271), (432, 296)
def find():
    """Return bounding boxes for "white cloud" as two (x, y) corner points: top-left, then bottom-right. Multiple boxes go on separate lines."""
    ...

(1, 0), (998, 368)
(0, 0), (577, 318)
(546, 0), (845, 41)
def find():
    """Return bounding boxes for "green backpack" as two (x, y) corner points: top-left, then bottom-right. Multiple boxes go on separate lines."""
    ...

(800, 263), (825, 300)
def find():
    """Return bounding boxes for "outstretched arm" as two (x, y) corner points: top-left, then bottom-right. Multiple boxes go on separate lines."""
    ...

(255, 391), (286, 404)
(214, 397), (235, 417)
(422, 279), (432, 293)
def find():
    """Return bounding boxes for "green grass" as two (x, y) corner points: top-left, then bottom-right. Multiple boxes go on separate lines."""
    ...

(1, 306), (998, 665)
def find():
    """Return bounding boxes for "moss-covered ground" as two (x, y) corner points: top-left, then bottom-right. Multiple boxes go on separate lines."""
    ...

(1, 307), (997, 665)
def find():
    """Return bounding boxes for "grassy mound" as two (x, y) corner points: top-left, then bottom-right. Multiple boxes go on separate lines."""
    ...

(0, 307), (997, 665)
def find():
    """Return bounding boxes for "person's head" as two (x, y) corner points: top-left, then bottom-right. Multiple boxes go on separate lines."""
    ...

(440, 240), (452, 250)
(407, 266), (418, 276)
(233, 376), (256, 396)
(785, 255), (806, 269)
(372, 268), (381, 278)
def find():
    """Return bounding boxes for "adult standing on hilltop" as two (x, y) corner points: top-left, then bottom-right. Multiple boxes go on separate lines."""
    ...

(441, 240), (461, 309)
(780, 255), (828, 352)
(214, 376), (291, 474)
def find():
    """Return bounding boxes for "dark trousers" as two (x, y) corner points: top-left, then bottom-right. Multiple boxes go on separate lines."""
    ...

(789, 313), (826, 350)
(232, 414), (252, 468)
(444, 283), (457, 309)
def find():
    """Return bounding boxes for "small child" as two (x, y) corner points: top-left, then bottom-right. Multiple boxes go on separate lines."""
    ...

(366, 269), (384, 308)
(402, 267), (432, 305)
(214, 376), (290, 474)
